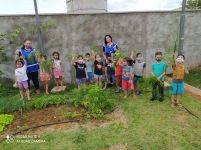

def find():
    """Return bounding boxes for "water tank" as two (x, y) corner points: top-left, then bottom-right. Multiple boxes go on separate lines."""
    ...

(66, 0), (107, 13)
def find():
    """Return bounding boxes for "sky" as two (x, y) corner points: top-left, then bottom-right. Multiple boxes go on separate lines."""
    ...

(0, 0), (182, 14)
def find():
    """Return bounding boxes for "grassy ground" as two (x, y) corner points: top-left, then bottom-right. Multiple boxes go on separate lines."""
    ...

(184, 68), (201, 89)
(1, 87), (201, 150)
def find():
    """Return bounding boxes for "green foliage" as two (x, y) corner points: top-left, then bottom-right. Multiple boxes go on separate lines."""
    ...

(91, 46), (100, 53)
(28, 22), (56, 34)
(65, 52), (78, 59)
(137, 76), (158, 91)
(32, 94), (69, 109)
(27, 50), (41, 64)
(114, 50), (124, 59)
(0, 114), (14, 132)
(71, 85), (116, 118)
(41, 59), (53, 73)
(187, 0), (201, 9)
(62, 112), (81, 119)
(184, 68), (201, 89)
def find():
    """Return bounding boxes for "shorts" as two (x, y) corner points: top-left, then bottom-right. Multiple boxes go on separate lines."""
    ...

(40, 73), (50, 81)
(133, 76), (142, 84)
(87, 72), (93, 81)
(54, 71), (62, 78)
(107, 74), (116, 83)
(116, 75), (122, 87)
(169, 81), (184, 94)
(94, 74), (102, 79)
(76, 78), (87, 86)
(18, 81), (28, 89)
(122, 80), (133, 91)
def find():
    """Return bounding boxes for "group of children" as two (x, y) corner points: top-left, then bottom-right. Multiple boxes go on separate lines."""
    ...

(15, 49), (188, 107)
(14, 52), (64, 100)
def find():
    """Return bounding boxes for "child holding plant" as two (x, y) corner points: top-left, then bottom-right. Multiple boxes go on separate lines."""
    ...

(169, 54), (189, 107)
(71, 55), (88, 89)
(131, 50), (146, 95)
(52, 52), (64, 90)
(92, 50), (103, 86)
(85, 53), (93, 85)
(14, 56), (31, 100)
(103, 53), (116, 89)
(37, 54), (52, 95)
(150, 52), (166, 101)
(122, 57), (135, 98)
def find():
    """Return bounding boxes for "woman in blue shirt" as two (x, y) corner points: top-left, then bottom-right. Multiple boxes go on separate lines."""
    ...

(103, 34), (118, 64)
(15, 39), (41, 94)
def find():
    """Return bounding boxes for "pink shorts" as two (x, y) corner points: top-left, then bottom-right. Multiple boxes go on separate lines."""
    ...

(40, 73), (51, 81)
(54, 71), (62, 78)
(122, 80), (133, 91)
(18, 81), (28, 89)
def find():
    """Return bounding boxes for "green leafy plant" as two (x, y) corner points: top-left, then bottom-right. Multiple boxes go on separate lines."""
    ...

(41, 59), (53, 73)
(0, 114), (14, 132)
(91, 46), (100, 53)
(65, 52), (78, 59)
(28, 22), (56, 34)
(71, 85), (116, 118)
(114, 50), (125, 59)
(27, 50), (41, 64)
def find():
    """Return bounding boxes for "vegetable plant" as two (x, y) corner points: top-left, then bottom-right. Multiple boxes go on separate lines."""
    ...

(0, 114), (14, 132)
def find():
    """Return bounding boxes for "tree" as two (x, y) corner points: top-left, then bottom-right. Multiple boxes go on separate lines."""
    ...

(186, 0), (201, 9)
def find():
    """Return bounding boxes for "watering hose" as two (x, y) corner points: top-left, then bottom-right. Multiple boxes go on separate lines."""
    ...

(145, 90), (199, 118)
(0, 93), (121, 143)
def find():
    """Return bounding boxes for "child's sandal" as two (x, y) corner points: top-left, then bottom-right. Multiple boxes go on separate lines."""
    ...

(176, 103), (182, 107)
(171, 103), (175, 107)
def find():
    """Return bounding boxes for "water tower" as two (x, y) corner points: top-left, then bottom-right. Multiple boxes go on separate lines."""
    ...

(66, 0), (107, 13)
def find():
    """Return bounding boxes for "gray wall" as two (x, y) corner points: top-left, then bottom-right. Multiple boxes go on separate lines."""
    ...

(0, 11), (201, 85)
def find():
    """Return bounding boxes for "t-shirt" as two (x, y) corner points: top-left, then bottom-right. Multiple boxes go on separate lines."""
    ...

(74, 62), (86, 78)
(94, 60), (103, 75)
(172, 63), (185, 82)
(15, 65), (28, 82)
(151, 62), (166, 81)
(103, 43), (118, 58)
(122, 66), (132, 80)
(133, 60), (146, 77)
(115, 61), (123, 76)
(105, 60), (115, 75)
(85, 61), (92, 72)
(53, 60), (61, 71)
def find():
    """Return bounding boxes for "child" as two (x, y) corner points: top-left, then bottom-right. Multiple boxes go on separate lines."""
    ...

(150, 52), (166, 101)
(131, 51), (146, 95)
(38, 55), (52, 95)
(169, 54), (189, 107)
(122, 57), (135, 98)
(14, 56), (31, 100)
(92, 50), (103, 86)
(114, 57), (123, 93)
(52, 52), (64, 90)
(85, 53), (93, 85)
(71, 55), (88, 89)
(103, 53), (116, 89)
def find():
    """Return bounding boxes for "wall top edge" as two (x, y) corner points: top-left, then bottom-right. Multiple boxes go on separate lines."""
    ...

(0, 9), (201, 17)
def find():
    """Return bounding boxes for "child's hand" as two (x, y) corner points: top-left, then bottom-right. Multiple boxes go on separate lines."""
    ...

(20, 56), (24, 59)
(157, 77), (160, 81)
(132, 49), (135, 53)
(114, 45), (117, 51)
(61, 67), (64, 72)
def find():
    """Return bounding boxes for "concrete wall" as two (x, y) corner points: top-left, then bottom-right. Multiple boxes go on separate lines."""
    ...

(66, 0), (107, 13)
(0, 11), (201, 85)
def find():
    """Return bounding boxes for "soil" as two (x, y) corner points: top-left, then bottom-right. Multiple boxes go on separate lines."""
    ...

(0, 105), (127, 140)
(184, 89), (201, 102)
(103, 144), (139, 150)
(177, 115), (188, 122)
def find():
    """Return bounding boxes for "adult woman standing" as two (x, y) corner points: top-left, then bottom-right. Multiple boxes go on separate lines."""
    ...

(15, 39), (41, 94)
(103, 34), (118, 63)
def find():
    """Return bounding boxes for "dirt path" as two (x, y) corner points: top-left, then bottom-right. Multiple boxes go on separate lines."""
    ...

(185, 89), (201, 102)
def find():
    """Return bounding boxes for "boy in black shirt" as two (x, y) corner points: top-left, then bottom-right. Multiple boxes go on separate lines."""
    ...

(71, 55), (88, 89)
(103, 54), (116, 89)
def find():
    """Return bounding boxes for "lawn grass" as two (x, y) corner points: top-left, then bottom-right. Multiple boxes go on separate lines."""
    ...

(1, 88), (201, 150)
(184, 68), (201, 89)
